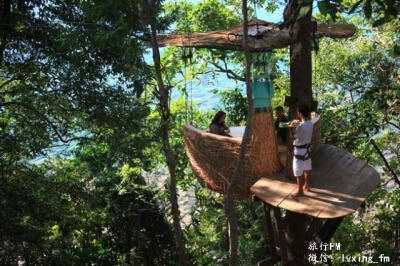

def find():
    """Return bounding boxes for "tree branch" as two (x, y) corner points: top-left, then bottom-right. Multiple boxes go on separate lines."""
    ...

(225, 1), (253, 265)
(387, 121), (400, 130)
(0, 78), (15, 90)
(369, 137), (400, 186)
(380, 177), (394, 188)
(211, 61), (245, 82)
(0, 101), (77, 144)
(143, 1), (189, 264)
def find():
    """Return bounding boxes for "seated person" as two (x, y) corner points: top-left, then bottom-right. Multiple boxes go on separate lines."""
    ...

(209, 111), (232, 137)
(274, 106), (289, 144)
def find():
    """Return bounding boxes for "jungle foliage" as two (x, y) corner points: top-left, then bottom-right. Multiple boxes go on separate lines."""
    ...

(0, 0), (398, 265)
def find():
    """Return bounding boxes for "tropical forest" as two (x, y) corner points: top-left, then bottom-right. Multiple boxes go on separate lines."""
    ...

(0, 0), (399, 265)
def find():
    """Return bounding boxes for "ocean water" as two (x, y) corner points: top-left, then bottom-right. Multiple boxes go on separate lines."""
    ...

(32, 6), (286, 161)
(169, 69), (244, 110)
(145, 3), (285, 110)
(143, 44), (247, 110)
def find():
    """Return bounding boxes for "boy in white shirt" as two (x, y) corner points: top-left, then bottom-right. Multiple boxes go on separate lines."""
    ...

(292, 104), (313, 197)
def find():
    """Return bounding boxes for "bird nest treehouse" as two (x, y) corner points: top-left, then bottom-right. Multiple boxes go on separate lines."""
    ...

(153, 17), (380, 265)
(184, 112), (322, 200)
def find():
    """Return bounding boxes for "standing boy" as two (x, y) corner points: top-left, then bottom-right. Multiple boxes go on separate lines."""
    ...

(292, 104), (313, 197)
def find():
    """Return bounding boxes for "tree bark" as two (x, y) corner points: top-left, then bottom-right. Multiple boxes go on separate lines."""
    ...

(148, 21), (189, 266)
(282, 1), (319, 264)
(224, 0), (253, 265)
(285, 0), (314, 179)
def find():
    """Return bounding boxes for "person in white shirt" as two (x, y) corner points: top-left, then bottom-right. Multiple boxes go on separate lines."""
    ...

(292, 104), (313, 197)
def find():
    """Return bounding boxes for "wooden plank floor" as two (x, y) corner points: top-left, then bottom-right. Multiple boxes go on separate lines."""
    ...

(250, 144), (380, 219)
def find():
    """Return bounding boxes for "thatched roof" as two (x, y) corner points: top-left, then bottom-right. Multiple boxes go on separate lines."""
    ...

(155, 19), (356, 52)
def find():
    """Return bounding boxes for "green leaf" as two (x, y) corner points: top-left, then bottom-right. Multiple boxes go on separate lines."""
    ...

(297, 5), (311, 20)
(98, 248), (107, 255)
(364, 0), (372, 18)
(392, 44), (400, 57)
(317, 1), (330, 16)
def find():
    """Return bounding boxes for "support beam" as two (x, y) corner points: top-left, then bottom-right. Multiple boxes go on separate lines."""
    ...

(152, 19), (356, 52)
(263, 203), (278, 258)
(273, 207), (289, 264)
(316, 217), (344, 243)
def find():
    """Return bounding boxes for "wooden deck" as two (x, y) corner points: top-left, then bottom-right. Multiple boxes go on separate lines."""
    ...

(251, 144), (380, 219)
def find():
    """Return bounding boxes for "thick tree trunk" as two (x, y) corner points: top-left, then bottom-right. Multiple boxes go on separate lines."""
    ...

(224, 0), (253, 264)
(285, 0), (314, 179)
(282, 1), (320, 264)
(148, 23), (189, 266)
(283, 212), (315, 264)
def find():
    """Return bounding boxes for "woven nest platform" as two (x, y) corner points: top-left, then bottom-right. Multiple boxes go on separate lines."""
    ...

(183, 112), (322, 200)
(184, 111), (282, 200)
(251, 144), (380, 218)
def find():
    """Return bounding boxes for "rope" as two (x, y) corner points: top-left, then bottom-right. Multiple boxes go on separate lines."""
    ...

(252, 0), (262, 39)
(181, 6), (194, 124)
(183, 53), (189, 123)
(189, 53), (194, 124)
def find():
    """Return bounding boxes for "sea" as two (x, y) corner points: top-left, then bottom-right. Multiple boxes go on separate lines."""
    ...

(145, 3), (285, 110)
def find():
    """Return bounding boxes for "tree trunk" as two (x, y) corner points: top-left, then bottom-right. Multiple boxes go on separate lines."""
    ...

(148, 22), (189, 266)
(285, 0), (314, 179)
(283, 0), (318, 263)
(283, 211), (314, 264)
(224, 0), (253, 265)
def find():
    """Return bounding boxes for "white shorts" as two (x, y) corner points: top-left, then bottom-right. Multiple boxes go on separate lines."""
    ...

(293, 157), (312, 177)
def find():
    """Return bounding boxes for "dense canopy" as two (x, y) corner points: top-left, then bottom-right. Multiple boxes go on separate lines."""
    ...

(0, 0), (398, 265)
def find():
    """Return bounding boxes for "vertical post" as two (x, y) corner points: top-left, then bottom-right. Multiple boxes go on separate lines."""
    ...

(284, 211), (312, 264)
(314, 218), (343, 264)
(273, 207), (289, 264)
(263, 203), (278, 258)
(316, 217), (344, 243)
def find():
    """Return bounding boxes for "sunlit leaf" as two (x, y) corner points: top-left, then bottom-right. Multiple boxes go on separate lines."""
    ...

(297, 5), (311, 19)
